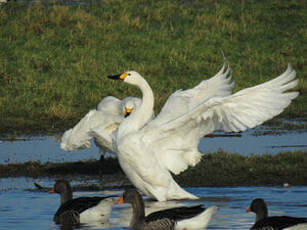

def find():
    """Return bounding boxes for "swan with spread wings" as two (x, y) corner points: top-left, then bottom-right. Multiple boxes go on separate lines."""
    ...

(61, 96), (142, 158)
(108, 64), (298, 201)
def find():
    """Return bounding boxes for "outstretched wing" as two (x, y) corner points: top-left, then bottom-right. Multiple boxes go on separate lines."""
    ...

(149, 64), (233, 126)
(60, 96), (122, 152)
(90, 96), (143, 154)
(142, 64), (298, 174)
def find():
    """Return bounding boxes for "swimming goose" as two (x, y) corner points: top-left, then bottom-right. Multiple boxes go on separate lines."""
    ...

(115, 189), (217, 230)
(49, 179), (114, 225)
(247, 198), (307, 230)
(107, 64), (298, 201)
(60, 96), (141, 158)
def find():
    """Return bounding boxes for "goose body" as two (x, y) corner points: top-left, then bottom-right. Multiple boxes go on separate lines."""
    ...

(61, 96), (141, 157)
(247, 198), (307, 230)
(49, 180), (114, 225)
(108, 64), (298, 201)
(115, 189), (217, 230)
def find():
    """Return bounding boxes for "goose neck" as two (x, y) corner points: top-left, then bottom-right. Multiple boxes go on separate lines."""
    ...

(60, 190), (73, 205)
(255, 208), (268, 222)
(130, 196), (146, 227)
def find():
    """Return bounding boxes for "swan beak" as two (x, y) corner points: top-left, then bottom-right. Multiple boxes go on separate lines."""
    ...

(246, 207), (251, 212)
(124, 108), (133, 117)
(48, 188), (55, 194)
(114, 196), (124, 204)
(108, 73), (128, 80)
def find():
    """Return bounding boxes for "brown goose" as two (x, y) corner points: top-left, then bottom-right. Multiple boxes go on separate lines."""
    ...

(115, 189), (217, 230)
(49, 179), (114, 225)
(247, 198), (307, 230)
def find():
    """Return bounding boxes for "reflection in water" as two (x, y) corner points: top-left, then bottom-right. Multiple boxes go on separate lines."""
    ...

(1, 178), (307, 230)
(58, 221), (112, 230)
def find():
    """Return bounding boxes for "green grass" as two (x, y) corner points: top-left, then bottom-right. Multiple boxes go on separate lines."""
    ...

(0, 0), (306, 134)
(1, 150), (307, 186)
(175, 150), (307, 186)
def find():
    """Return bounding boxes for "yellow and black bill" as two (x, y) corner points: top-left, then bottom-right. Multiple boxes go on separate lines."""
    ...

(107, 73), (129, 80)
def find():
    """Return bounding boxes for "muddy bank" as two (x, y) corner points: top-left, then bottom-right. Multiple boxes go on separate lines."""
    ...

(1, 150), (307, 187)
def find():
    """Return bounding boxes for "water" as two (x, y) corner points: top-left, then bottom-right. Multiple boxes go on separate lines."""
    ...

(1, 127), (307, 164)
(0, 127), (306, 229)
(0, 177), (306, 230)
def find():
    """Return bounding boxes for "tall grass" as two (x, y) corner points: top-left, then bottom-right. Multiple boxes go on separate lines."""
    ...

(0, 0), (306, 134)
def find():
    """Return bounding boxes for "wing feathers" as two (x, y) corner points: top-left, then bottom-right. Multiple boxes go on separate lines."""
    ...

(143, 65), (298, 174)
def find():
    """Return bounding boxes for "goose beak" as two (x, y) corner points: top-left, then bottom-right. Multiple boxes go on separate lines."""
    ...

(108, 73), (128, 80)
(48, 188), (55, 194)
(114, 196), (124, 204)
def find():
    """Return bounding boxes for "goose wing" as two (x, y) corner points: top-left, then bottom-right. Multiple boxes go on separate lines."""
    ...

(54, 209), (80, 225)
(149, 64), (233, 126)
(146, 205), (205, 222)
(55, 197), (109, 217)
(145, 218), (175, 230)
(142, 65), (298, 174)
(251, 216), (307, 229)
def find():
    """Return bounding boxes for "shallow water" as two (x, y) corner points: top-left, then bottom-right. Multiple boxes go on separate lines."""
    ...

(1, 127), (307, 164)
(0, 177), (307, 230)
(0, 127), (307, 229)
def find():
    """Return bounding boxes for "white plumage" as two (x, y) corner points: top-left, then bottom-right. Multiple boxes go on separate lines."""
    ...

(60, 96), (141, 156)
(108, 64), (298, 201)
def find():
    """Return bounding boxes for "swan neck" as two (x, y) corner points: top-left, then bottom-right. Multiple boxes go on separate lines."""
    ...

(116, 75), (154, 139)
(137, 77), (154, 124)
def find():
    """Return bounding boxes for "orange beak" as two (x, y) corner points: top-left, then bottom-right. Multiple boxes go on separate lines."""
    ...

(114, 196), (124, 204)
(246, 207), (251, 212)
(49, 188), (55, 194)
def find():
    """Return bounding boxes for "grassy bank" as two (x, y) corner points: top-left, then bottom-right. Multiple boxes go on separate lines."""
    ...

(1, 150), (307, 186)
(0, 0), (306, 134)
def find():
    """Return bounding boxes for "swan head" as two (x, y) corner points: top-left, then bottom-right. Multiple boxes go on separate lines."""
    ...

(121, 96), (142, 117)
(108, 71), (144, 87)
(123, 102), (134, 118)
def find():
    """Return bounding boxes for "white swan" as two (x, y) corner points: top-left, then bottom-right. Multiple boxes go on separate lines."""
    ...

(108, 64), (298, 201)
(60, 96), (141, 157)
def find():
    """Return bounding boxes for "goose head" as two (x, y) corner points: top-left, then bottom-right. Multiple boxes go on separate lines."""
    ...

(49, 179), (73, 204)
(108, 71), (144, 87)
(246, 198), (268, 222)
(115, 189), (142, 205)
